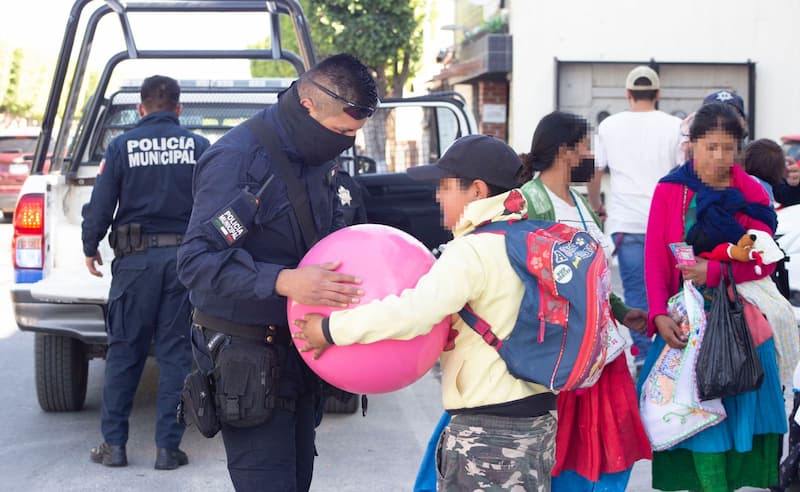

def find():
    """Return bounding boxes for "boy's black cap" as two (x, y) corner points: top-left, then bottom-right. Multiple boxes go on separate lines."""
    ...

(407, 134), (522, 190)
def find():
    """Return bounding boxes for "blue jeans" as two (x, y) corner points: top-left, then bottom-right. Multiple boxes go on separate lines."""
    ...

(611, 232), (652, 361)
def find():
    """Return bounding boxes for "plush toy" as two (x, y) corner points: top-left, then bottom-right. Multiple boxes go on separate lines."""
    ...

(698, 229), (784, 275)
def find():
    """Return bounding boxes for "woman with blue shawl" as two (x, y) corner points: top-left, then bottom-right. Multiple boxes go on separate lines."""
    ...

(640, 102), (786, 491)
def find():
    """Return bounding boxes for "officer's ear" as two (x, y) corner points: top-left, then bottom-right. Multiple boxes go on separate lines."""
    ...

(300, 97), (318, 117)
(174, 104), (183, 117)
(137, 103), (146, 117)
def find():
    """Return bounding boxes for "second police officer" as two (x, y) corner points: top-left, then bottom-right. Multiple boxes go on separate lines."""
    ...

(177, 54), (378, 491)
(82, 75), (210, 469)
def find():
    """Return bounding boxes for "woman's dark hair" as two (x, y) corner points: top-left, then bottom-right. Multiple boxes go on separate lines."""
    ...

(519, 111), (589, 184)
(743, 139), (785, 186)
(689, 102), (744, 142)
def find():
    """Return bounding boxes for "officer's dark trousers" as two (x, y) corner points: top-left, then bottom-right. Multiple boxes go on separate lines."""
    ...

(192, 328), (319, 491)
(101, 247), (192, 449)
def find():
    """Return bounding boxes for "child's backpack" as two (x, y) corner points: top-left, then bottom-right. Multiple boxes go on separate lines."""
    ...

(458, 219), (611, 391)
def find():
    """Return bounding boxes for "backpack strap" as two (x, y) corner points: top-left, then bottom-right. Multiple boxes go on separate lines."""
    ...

(456, 221), (516, 350)
(458, 305), (503, 350)
(243, 117), (319, 250)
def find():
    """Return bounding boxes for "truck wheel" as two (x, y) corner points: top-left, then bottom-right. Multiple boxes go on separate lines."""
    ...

(34, 334), (88, 412)
(324, 392), (360, 414)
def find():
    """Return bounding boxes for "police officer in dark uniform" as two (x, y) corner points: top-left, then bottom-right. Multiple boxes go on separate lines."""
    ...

(177, 54), (378, 491)
(82, 75), (210, 469)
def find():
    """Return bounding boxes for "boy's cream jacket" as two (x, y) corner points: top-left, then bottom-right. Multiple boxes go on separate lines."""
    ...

(329, 190), (551, 410)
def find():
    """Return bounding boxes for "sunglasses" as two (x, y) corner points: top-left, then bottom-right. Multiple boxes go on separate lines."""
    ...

(308, 79), (377, 120)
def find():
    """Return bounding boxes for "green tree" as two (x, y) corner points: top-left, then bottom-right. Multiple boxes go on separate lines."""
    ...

(0, 48), (33, 117)
(310, 0), (423, 99)
(251, 0), (423, 99)
(250, 0), (424, 171)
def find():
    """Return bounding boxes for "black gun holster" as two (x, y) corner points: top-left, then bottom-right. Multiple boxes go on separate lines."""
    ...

(211, 338), (295, 428)
(178, 369), (220, 438)
(109, 223), (143, 257)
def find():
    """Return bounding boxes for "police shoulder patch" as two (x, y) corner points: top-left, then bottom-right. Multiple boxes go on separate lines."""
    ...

(212, 207), (248, 245)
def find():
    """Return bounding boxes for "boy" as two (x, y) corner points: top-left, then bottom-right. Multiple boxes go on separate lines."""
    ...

(294, 134), (557, 492)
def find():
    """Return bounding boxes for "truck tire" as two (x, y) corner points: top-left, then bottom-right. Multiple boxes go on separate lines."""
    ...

(34, 334), (88, 412)
(324, 392), (360, 414)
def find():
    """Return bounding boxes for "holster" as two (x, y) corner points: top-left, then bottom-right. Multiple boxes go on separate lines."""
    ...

(178, 369), (220, 438)
(212, 339), (295, 428)
(110, 223), (143, 257)
(110, 223), (129, 256)
(111, 223), (181, 257)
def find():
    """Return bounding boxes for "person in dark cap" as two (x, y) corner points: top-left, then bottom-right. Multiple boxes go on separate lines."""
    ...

(294, 134), (559, 491)
(677, 89), (749, 164)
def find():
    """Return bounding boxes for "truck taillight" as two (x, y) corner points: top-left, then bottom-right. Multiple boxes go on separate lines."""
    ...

(13, 193), (45, 282)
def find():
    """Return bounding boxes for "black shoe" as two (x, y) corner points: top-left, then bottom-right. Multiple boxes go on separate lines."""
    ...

(90, 442), (127, 467)
(154, 448), (188, 470)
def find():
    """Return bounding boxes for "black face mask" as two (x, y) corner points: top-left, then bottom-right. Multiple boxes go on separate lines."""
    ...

(570, 157), (596, 183)
(277, 83), (356, 166)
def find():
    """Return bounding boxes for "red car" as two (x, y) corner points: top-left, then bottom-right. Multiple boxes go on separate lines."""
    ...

(0, 127), (40, 218)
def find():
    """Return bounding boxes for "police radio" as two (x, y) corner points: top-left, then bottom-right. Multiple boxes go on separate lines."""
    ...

(207, 175), (274, 247)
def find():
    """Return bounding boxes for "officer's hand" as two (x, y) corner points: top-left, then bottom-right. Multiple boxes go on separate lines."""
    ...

(622, 308), (648, 334)
(276, 262), (363, 308)
(293, 314), (330, 359)
(85, 254), (104, 277)
(655, 315), (687, 349)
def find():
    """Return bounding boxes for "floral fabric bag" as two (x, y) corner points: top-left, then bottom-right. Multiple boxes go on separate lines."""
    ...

(640, 282), (726, 450)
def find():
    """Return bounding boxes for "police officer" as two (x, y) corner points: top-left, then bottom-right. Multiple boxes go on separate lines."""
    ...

(177, 54), (378, 491)
(82, 75), (210, 469)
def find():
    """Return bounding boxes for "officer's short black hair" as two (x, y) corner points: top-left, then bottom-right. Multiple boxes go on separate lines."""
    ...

(298, 54), (378, 117)
(140, 75), (180, 112)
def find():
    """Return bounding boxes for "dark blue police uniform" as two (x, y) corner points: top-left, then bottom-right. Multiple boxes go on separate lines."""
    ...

(334, 169), (367, 226)
(82, 111), (210, 451)
(178, 97), (345, 491)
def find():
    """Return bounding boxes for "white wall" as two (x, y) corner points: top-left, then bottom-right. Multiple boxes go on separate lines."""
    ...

(508, 0), (800, 151)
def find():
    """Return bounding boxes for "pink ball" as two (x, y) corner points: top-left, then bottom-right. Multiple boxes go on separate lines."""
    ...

(288, 224), (450, 394)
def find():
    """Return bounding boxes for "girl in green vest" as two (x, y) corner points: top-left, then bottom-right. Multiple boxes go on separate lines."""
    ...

(519, 111), (652, 491)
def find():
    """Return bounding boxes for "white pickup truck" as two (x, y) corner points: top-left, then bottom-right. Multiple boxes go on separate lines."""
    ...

(11, 0), (476, 413)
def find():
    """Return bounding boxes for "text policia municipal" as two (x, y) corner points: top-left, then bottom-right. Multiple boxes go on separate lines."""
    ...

(126, 136), (198, 167)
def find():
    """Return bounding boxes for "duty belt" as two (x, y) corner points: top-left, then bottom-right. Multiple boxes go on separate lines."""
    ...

(192, 309), (291, 345)
(110, 225), (183, 258)
(143, 233), (183, 248)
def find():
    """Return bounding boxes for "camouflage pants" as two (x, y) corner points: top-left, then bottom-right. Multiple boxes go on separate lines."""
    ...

(436, 412), (557, 491)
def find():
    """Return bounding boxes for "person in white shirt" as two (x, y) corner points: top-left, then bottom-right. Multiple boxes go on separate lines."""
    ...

(588, 65), (682, 363)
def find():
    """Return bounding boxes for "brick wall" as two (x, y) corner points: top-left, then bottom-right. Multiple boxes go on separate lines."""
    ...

(477, 80), (508, 141)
